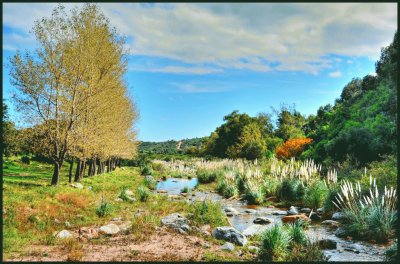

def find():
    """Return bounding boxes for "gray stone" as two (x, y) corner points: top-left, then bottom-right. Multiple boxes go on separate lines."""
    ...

(212, 226), (247, 246)
(253, 217), (273, 225)
(334, 227), (348, 238)
(70, 183), (83, 189)
(273, 210), (288, 215)
(300, 208), (312, 214)
(161, 213), (191, 234)
(99, 224), (120, 235)
(124, 189), (134, 196)
(332, 212), (347, 221)
(220, 242), (235, 251)
(310, 212), (321, 221)
(54, 218), (61, 224)
(226, 212), (234, 217)
(317, 207), (325, 214)
(321, 220), (340, 227)
(317, 239), (337, 249)
(56, 230), (73, 239)
(224, 207), (239, 215)
(112, 217), (122, 221)
(244, 209), (257, 214)
(65, 221), (72, 228)
(248, 246), (260, 254)
(287, 206), (299, 215)
(243, 224), (269, 237)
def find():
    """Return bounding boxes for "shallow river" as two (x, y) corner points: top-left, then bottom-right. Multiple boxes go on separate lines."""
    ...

(156, 177), (390, 261)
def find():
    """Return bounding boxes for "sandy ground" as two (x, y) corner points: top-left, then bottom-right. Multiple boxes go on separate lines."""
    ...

(5, 227), (238, 262)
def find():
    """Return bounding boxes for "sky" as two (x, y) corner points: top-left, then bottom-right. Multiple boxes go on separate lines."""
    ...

(2, 3), (397, 142)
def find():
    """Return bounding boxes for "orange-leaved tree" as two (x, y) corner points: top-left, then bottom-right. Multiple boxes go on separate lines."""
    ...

(275, 137), (313, 159)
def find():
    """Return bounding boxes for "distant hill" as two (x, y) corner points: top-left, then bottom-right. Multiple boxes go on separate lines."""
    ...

(138, 137), (207, 155)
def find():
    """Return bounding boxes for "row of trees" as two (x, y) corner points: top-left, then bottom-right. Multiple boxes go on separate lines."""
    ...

(7, 4), (138, 185)
(200, 31), (397, 166)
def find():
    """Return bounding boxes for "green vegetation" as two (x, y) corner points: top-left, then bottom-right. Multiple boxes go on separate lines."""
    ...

(96, 199), (112, 217)
(188, 200), (229, 227)
(137, 186), (151, 202)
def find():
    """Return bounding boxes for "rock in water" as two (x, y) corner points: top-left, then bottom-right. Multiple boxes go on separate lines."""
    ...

(220, 242), (235, 251)
(317, 207), (325, 214)
(212, 226), (247, 246)
(224, 207), (239, 215)
(242, 224), (269, 237)
(244, 209), (257, 214)
(334, 227), (348, 238)
(282, 214), (310, 223)
(99, 224), (120, 235)
(56, 230), (73, 239)
(321, 220), (340, 228)
(310, 212), (321, 221)
(253, 217), (273, 225)
(161, 213), (191, 234)
(287, 206), (299, 215)
(317, 239), (337, 249)
(272, 210), (288, 215)
(300, 208), (311, 214)
(332, 212), (347, 222)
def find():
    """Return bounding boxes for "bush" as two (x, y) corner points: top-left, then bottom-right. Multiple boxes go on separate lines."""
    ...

(303, 180), (329, 209)
(259, 224), (290, 261)
(216, 179), (238, 198)
(96, 200), (112, 217)
(189, 200), (228, 227)
(144, 177), (157, 190)
(137, 186), (150, 202)
(262, 178), (280, 197)
(141, 165), (153, 176)
(287, 220), (308, 246)
(196, 169), (222, 183)
(277, 179), (300, 202)
(181, 186), (189, 193)
(21, 156), (30, 164)
(323, 187), (340, 214)
(118, 188), (134, 202)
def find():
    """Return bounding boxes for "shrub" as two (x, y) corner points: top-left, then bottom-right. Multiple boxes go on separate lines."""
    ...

(181, 186), (189, 193)
(96, 200), (112, 217)
(333, 178), (397, 242)
(323, 187), (340, 214)
(144, 177), (157, 190)
(287, 220), (308, 246)
(277, 179), (299, 202)
(303, 180), (329, 209)
(137, 186), (150, 202)
(196, 169), (222, 183)
(141, 165), (153, 176)
(217, 179), (238, 198)
(385, 241), (398, 261)
(21, 156), (30, 164)
(189, 200), (228, 227)
(276, 138), (313, 160)
(118, 188), (133, 202)
(259, 224), (290, 261)
(262, 178), (280, 197)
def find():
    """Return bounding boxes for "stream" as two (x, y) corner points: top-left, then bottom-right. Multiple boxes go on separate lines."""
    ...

(156, 177), (390, 261)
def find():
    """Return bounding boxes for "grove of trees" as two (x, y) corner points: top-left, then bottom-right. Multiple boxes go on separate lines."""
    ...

(6, 4), (138, 185)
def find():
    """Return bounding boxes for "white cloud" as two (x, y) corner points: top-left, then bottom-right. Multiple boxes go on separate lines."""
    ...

(129, 65), (223, 74)
(3, 3), (397, 74)
(172, 83), (229, 93)
(369, 72), (377, 76)
(329, 71), (342, 77)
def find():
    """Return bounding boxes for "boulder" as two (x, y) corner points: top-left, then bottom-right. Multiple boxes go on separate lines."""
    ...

(78, 227), (99, 241)
(244, 209), (257, 214)
(243, 224), (269, 237)
(99, 224), (120, 235)
(287, 206), (299, 215)
(317, 239), (337, 249)
(161, 213), (191, 234)
(212, 226), (247, 246)
(332, 212), (347, 222)
(220, 242), (235, 251)
(334, 227), (348, 238)
(281, 214), (310, 223)
(272, 210), (288, 215)
(317, 208), (325, 214)
(70, 183), (83, 189)
(300, 208), (311, 214)
(248, 246), (260, 254)
(321, 220), (340, 228)
(310, 212), (321, 221)
(253, 217), (273, 225)
(224, 207), (239, 215)
(56, 230), (73, 239)
(117, 221), (133, 233)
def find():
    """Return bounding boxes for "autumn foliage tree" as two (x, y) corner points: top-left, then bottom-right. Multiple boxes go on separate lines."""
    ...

(275, 137), (313, 160)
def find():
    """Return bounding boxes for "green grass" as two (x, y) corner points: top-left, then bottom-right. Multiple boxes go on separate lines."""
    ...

(2, 156), (195, 259)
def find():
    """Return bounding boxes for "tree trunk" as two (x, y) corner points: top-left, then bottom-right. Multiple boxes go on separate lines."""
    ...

(79, 160), (86, 180)
(74, 159), (82, 182)
(93, 157), (97, 176)
(51, 161), (61, 186)
(68, 158), (74, 183)
(87, 159), (92, 176)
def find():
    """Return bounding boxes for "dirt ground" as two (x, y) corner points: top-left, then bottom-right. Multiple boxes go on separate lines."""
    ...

(5, 227), (240, 261)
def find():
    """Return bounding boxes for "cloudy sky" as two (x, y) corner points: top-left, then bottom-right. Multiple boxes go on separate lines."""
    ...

(2, 3), (397, 141)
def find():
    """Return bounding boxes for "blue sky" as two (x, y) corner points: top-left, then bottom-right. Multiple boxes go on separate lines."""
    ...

(2, 3), (397, 141)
